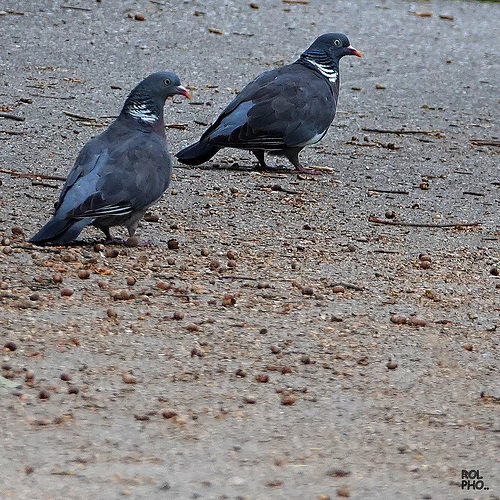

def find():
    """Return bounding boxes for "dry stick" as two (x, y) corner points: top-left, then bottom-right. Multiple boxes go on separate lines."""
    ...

(30, 94), (75, 100)
(0, 130), (26, 135)
(0, 112), (25, 122)
(368, 188), (409, 195)
(368, 216), (480, 228)
(362, 127), (440, 135)
(0, 168), (66, 182)
(63, 111), (97, 121)
(60, 5), (92, 11)
(470, 139), (500, 147)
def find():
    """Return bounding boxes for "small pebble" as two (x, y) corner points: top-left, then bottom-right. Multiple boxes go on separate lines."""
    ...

(332, 285), (345, 294)
(11, 227), (23, 236)
(61, 251), (78, 262)
(38, 389), (50, 400)
(270, 345), (281, 354)
(134, 12), (145, 21)
(68, 385), (79, 394)
(255, 374), (269, 383)
(126, 236), (139, 247)
(60, 373), (72, 382)
(226, 250), (237, 260)
(2, 246), (12, 255)
(105, 248), (119, 258)
(173, 311), (184, 320)
(107, 308), (117, 318)
(122, 373), (137, 384)
(259, 328), (268, 334)
(409, 317), (426, 327)
(281, 394), (296, 406)
(301, 355), (311, 364)
(244, 395), (256, 404)
(25, 466), (34, 475)
(1, 237), (10, 246)
(167, 257), (175, 265)
(201, 248), (210, 256)
(236, 368), (247, 377)
(463, 345), (473, 352)
(337, 488), (350, 498)
(281, 366), (292, 374)
(186, 324), (199, 332)
(419, 261), (431, 270)
(25, 370), (34, 381)
(126, 276), (136, 286)
(78, 270), (90, 279)
(162, 409), (177, 419)
(222, 294), (236, 306)
(53, 273), (63, 283)
(227, 259), (237, 268)
(4, 341), (17, 351)
(490, 267), (499, 276)
(209, 260), (220, 270)
(385, 211), (396, 219)
(94, 243), (105, 252)
(61, 288), (74, 297)
(302, 286), (314, 296)
(167, 239), (179, 250)
(390, 315), (407, 325)
(386, 361), (398, 370)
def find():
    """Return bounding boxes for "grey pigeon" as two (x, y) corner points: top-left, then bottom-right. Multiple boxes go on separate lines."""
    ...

(176, 33), (361, 173)
(29, 72), (190, 245)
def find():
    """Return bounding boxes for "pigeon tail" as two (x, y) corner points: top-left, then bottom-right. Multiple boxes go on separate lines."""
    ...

(176, 141), (220, 165)
(29, 216), (91, 245)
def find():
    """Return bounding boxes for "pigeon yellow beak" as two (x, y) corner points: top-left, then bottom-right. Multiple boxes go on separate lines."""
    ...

(346, 46), (362, 58)
(176, 86), (191, 99)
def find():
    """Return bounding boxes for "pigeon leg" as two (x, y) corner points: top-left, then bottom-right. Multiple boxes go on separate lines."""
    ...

(252, 150), (273, 170)
(286, 149), (321, 175)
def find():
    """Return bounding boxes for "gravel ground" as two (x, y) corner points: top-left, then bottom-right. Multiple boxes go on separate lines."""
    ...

(1, 0), (499, 499)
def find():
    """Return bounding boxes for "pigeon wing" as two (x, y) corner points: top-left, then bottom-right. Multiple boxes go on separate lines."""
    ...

(203, 64), (338, 149)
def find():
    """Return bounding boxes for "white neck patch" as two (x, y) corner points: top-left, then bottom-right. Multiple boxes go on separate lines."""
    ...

(306, 59), (338, 83)
(127, 103), (158, 123)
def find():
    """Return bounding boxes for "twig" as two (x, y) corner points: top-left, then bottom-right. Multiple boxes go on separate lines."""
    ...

(32, 181), (60, 189)
(30, 94), (75, 100)
(12, 244), (61, 253)
(63, 110), (96, 121)
(0, 112), (25, 122)
(362, 127), (440, 135)
(368, 216), (480, 228)
(471, 139), (500, 147)
(463, 191), (484, 197)
(0, 168), (66, 181)
(270, 184), (300, 194)
(332, 282), (364, 291)
(165, 123), (189, 130)
(368, 188), (409, 195)
(220, 275), (259, 280)
(0, 130), (26, 136)
(60, 5), (92, 11)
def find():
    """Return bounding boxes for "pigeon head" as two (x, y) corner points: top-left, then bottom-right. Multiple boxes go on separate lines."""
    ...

(122, 71), (190, 123)
(299, 33), (361, 83)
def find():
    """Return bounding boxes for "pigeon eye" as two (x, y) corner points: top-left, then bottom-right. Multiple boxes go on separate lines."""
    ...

(164, 79), (171, 86)
(334, 39), (342, 47)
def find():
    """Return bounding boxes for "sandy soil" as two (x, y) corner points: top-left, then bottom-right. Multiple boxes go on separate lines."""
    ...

(1, 0), (499, 499)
